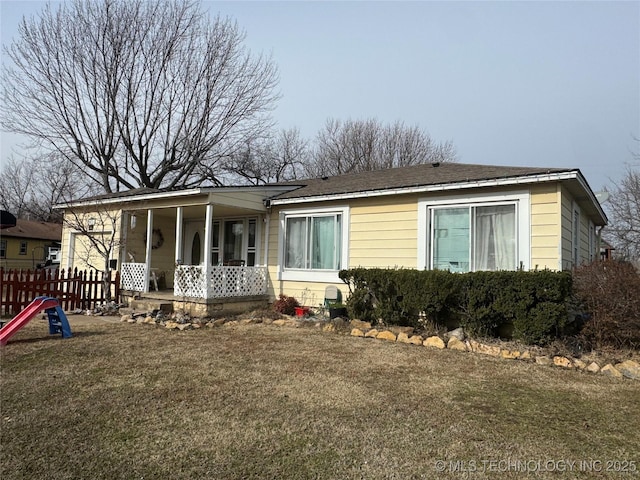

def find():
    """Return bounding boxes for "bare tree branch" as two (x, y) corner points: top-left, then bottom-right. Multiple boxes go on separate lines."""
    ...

(305, 118), (457, 177)
(2, 0), (279, 193)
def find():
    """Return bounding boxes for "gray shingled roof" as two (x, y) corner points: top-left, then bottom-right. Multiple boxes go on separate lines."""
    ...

(269, 162), (572, 200)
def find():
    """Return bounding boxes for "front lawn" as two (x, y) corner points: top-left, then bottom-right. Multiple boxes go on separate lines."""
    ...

(1, 317), (639, 479)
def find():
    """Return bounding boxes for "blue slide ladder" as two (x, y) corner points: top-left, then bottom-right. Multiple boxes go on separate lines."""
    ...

(45, 305), (72, 339)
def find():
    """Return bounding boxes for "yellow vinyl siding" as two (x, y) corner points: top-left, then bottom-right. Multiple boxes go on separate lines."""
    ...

(530, 183), (561, 270)
(350, 196), (417, 269)
(61, 208), (123, 272)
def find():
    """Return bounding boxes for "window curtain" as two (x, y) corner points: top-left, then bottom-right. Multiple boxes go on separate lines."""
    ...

(475, 205), (515, 270)
(285, 217), (306, 268)
(312, 216), (336, 269)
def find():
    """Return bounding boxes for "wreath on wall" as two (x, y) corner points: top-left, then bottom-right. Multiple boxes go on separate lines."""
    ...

(143, 228), (164, 250)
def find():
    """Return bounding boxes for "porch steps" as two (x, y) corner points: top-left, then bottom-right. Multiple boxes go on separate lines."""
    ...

(130, 299), (174, 314)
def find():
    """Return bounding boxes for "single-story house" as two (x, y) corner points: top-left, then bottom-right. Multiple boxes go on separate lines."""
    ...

(0, 218), (62, 270)
(57, 162), (607, 315)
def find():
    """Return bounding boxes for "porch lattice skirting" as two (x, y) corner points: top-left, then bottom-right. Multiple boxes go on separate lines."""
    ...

(175, 265), (269, 299)
(120, 263), (147, 292)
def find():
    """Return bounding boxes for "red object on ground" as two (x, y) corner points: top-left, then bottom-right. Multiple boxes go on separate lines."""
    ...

(0, 297), (61, 346)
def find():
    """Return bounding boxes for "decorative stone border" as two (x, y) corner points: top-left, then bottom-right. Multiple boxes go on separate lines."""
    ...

(120, 313), (640, 382)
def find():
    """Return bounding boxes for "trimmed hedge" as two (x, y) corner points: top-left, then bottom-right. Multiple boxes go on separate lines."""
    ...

(339, 268), (573, 345)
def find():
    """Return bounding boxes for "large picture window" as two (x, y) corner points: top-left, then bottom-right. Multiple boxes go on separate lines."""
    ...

(285, 214), (342, 270)
(279, 206), (349, 282)
(430, 204), (516, 272)
(418, 192), (529, 273)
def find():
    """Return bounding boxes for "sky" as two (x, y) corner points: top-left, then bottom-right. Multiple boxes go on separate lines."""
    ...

(1, 0), (639, 193)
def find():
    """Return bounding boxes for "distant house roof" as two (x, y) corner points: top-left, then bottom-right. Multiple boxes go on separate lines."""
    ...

(0, 218), (62, 242)
(268, 162), (573, 201)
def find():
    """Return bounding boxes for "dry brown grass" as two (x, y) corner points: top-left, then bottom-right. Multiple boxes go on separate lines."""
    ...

(1, 316), (639, 479)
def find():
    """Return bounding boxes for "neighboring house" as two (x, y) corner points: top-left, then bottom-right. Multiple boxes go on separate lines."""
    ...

(57, 163), (607, 315)
(0, 218), (63, 269)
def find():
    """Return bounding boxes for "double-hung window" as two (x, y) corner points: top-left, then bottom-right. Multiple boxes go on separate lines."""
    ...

(280, 206), (349, 282)
(418, 192), (529, 273)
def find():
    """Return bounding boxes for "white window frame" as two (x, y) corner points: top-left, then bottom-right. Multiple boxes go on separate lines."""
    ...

(417, 191), (530, 271)
(211, 216), (261, 266)
(278, 205), (349, 283)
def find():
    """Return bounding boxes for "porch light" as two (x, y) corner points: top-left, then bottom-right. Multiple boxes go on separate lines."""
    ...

(87, 218), (96, 231)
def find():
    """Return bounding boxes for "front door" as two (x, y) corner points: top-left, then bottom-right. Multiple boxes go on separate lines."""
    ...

(183, 221), (204, 265)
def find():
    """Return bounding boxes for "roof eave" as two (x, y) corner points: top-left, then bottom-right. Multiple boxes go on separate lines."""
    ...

(269, 171), (582, 205)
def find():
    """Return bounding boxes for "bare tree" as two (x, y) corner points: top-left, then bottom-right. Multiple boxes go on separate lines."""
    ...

(0, 152), (92, 222)
(305, 118), (456, 177)
(0, 156), (35, 219)
(224, 128), (308, 184)
(2, 0), (279, 193)
(606, 167), (640, 261)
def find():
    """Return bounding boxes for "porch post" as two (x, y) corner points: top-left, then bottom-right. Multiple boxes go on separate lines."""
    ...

(203, 204), (213, 267)
(144, 209), (153, 293)
(120, 212), (129, 268)
(175, 207), (183, 264)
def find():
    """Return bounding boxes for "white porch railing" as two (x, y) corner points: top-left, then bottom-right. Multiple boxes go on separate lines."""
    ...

(120, 262), (147, 292)
(174, 265), (268, 299)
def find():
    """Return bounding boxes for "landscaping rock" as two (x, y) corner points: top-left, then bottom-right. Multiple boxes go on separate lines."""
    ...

(553, 356), (572, 368)
(376, 330), (397, 342)
(572, 359), (587, 369)
(165, 321), (179, 330)
(423, 336), (445, 349)
(273, 319), (287, 327)
(448, 337), (467, 351)
(127, 317), (137, 324)
(177, 323), (191, 331)
(224, 320), (239, 327)
(535, 355), (552, 366)
(364, 329), (379, 338)
(475, 343), (501, 357)
(322, 323), (336, 333)
(396, 332), (410, 343)
(143, 315), (155, 324)
(350, 328), (365, 337)
(408, 335), (423, 346)
(350, 319), (372, 330)
(120, 314), (132, 323)
(212, 318), (226, 327)
(520, 351), (532, 360)
(447, 327), (465, 341)
(500, 349), (519, 359)
(601, 364), (623, 379)
(615, 360), (640, 380)
(586, 362), (601, 373)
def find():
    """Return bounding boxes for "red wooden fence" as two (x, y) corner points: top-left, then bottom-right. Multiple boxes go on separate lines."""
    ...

(0, 268), (120, 316)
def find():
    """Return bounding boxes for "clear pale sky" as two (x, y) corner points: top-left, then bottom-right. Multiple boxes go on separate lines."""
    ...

(2, 1), (639, 192)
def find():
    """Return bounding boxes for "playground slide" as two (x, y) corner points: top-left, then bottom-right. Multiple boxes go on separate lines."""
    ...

(0, 297), (69, 346)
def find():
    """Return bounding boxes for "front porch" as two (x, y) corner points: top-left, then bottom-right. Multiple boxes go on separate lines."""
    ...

(120, 263), (270, 317)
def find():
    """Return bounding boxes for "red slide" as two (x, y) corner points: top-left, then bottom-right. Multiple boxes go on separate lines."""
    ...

(0, 297), (61, 346)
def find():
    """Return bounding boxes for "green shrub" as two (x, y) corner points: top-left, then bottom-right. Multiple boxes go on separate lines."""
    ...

(340, 268), (573, 345)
